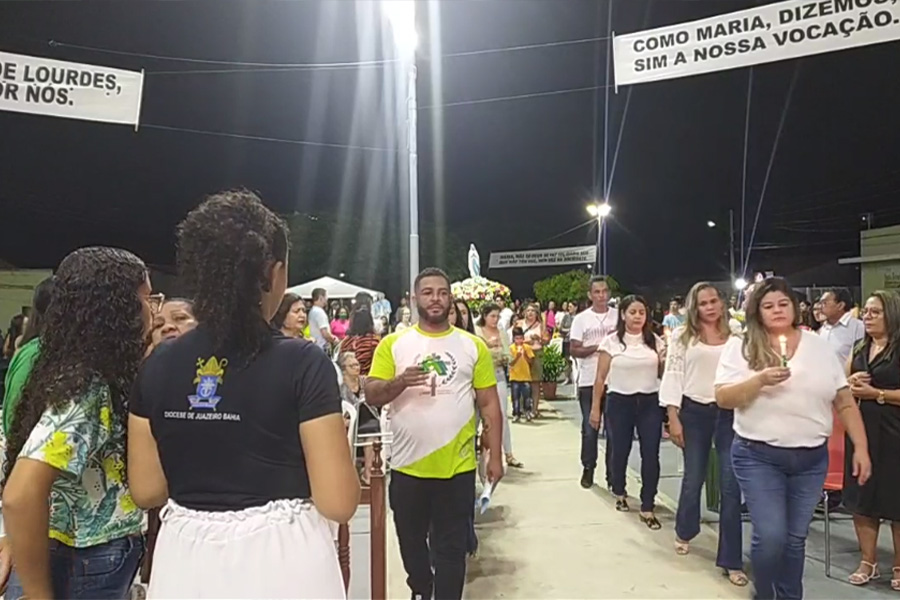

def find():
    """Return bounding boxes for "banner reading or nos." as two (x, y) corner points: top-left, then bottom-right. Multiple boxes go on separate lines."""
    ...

(614, 0), (900, 87)
(489, 245), (598, 270)
(0, 51), (144, 126)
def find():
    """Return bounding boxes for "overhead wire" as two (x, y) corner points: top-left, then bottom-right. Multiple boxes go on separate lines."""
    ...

(141, 123), (397, 153)
(742, 61), (801, 274)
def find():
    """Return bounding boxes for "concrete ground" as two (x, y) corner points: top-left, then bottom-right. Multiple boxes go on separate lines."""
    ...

(387, 386), (898, 599)
(388, 393), (744, 599)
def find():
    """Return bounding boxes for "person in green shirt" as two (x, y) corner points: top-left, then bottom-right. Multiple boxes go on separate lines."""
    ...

(3, 247), (152, 600)
(2, 276), (54, 439)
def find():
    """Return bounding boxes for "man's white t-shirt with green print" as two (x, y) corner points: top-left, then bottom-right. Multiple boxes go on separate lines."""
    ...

(369, 324), (497, 479)
(17, 382), (143, 547)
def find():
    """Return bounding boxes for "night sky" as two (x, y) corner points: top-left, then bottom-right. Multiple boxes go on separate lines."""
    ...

(1, 0), (898, 298)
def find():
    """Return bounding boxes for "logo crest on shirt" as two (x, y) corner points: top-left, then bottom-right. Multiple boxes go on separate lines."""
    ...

(188, 356), (228, 410)
(417, 352), (459, 397)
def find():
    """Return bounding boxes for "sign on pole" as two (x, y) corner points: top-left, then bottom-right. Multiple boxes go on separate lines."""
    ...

(489, 246), (597, 270)
(0, 51), (145, 127)
(614, 0), (900, 87)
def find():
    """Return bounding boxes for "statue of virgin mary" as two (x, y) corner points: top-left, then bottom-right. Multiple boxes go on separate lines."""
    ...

(467, 244), (481, 279)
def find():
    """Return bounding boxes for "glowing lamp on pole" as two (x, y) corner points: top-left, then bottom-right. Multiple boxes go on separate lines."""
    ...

(586, 202), (612, 275)
(383, 0), (419, 308)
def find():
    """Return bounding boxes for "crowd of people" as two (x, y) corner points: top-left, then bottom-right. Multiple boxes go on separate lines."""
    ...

(0, 188), (896, 600)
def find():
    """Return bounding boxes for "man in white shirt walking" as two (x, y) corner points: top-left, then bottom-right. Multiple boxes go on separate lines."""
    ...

(569, 276), (619, 489)
(818, 288), (865, 364)
(308, 288), (336, 352)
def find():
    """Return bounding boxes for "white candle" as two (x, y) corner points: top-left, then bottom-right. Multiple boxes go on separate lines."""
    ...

(778, 335), (788, 365)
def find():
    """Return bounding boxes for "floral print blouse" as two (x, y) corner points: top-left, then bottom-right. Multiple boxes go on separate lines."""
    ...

(18, 382), (143, 547)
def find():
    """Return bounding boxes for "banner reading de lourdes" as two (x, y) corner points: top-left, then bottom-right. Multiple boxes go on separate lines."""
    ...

(0, 51), (144, 126)
(614, 0), (900, 87)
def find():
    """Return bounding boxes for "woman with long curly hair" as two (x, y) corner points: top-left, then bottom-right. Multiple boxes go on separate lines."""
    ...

(127, 189), (359, 599)
(2, 247), (153, 600)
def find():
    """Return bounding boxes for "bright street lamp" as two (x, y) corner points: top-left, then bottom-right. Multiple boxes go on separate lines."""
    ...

(586, 202), (612, 274)
(383, 0), (418, 55)
(734, 277), (748, 291)
(586, 202), (612, 218)
(707, 220), (716, 228)
(383, 0), (419, 305)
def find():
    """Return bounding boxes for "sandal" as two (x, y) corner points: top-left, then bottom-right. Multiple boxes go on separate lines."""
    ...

(891, 566), (900, 591)
(674, 538), (689, 556)
(639, 512), (662, 530)
(849, 561), (880, 586)
(506, 456), (524, 468)
(725, 570), (749, 587)
(615, 497), (630, 512)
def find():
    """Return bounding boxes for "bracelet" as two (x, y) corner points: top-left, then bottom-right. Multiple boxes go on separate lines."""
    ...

(877, 389), (886, 405)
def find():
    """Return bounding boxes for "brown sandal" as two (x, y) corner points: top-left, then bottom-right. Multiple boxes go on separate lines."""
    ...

(674, 538), (689, 555)
(726, 570), (749, 587)
(891, 566), (899, 591)
(639, 512), (662, 530)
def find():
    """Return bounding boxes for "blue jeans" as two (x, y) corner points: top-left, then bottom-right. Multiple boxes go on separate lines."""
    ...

(510, 381), (532, 417)
(674, 398), (743, 570)
(606, 392), (663, 511)
(6, 534), (144, 600)
(731, 437), (827, 600)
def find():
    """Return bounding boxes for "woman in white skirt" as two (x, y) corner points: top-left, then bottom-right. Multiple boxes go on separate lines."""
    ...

(127, 189), (361, 599)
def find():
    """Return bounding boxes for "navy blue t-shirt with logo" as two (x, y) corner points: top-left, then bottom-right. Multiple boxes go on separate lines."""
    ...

(129, 325), (341, 511)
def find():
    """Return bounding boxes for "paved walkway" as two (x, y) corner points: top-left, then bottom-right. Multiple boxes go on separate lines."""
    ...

(387, 398), (745, 599)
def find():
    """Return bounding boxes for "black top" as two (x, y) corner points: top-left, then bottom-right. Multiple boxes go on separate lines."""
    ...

(851, 341), (900, 395)
(130, 325), (341, 511)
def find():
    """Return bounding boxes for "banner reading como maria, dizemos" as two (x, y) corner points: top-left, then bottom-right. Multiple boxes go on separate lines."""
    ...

(613, 0), (900, 87)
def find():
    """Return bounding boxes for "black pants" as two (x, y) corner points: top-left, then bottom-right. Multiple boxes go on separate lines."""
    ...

(578, 386), (612, 484)
(390, 470), (475, 600)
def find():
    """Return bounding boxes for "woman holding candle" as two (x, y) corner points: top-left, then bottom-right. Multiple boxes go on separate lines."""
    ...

(715, 277), (871, 600)
(843, 290), (900, 588)
(660, 282), (746, 586)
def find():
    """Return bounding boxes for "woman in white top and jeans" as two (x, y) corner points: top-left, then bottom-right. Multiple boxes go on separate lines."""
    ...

(715, 277), (871, 600)
(590, 295), (665, 528)
(660, 282), (747, 586)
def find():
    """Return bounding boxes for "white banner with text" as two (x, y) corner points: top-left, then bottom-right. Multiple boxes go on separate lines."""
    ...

(614, 0), (900, 87)
(489, 246), (597, 270)
(0, 51), (144, 126)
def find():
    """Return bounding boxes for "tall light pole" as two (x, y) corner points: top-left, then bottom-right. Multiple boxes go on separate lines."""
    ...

(383, 1), (419, 300)
(586, 202), (612, 275)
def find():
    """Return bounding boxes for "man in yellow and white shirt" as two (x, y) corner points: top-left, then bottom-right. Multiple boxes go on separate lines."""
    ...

(366, 267), (503, 600)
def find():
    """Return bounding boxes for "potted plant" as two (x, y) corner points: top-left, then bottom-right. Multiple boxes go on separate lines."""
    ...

(540, 344), (566, 400)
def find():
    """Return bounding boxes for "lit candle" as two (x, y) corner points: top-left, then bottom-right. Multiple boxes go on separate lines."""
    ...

(778, 335), (788, 367)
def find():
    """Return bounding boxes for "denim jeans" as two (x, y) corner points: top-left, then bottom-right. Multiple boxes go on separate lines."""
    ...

(674, 398), (743, 570)
(6, 534), (144, 600)
(731, 437), (827, 600)
(606, 391), (664, 511)
(510, 381), (532, 417)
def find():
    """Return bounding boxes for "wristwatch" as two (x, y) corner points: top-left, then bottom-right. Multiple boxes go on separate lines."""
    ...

(877, 389), (886, 405)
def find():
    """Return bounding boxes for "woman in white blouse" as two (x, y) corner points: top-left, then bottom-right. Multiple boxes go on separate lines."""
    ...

(660, 282), (746, 586)
(715, 277), (871, 600)
(590, 295), (665, 528)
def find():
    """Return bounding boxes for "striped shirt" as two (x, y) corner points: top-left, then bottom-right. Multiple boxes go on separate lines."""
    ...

(340, 334), (380, 375)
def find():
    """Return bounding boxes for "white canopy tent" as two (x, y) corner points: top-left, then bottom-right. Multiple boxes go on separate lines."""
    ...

(284, 276), (382, 300)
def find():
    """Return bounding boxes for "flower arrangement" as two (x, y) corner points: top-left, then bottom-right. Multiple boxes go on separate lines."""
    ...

(451, 276), (511, 312)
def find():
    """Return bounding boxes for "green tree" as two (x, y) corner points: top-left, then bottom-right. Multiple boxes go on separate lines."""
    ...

(533, 270), (621, 305)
